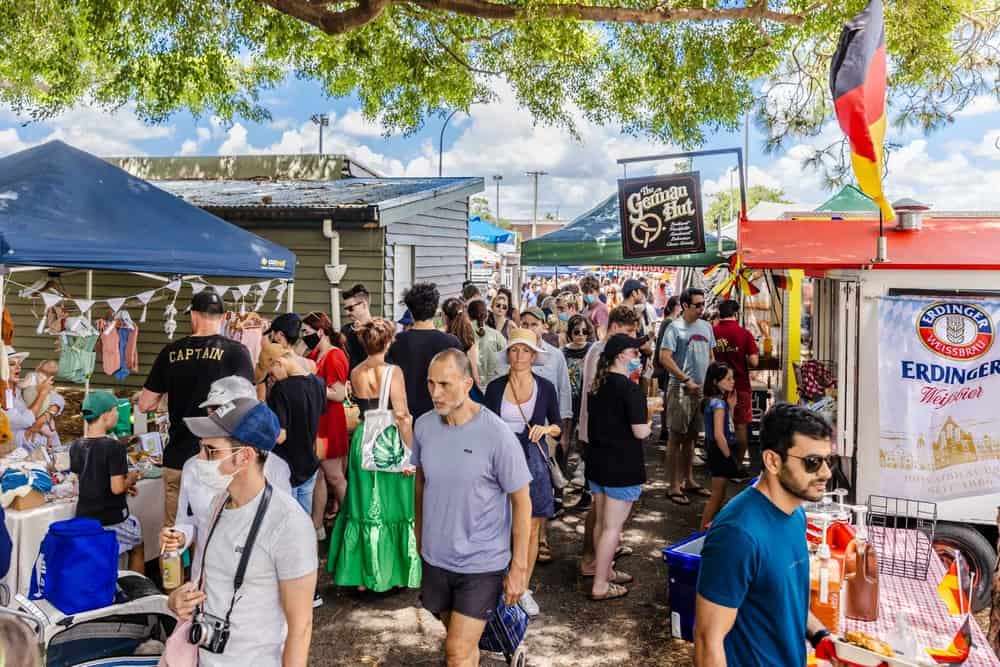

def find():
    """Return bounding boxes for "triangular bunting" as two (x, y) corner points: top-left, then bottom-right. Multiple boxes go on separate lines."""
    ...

(136, 290), (157, 323)
(165, 279), (182, 293)
(40, 292), (62, 310)
(74, 298), (95, 314)
(189, 281), (207, 295)
(212, 285), (230, 300)
(106, 297), (127, 314)
(236, 284), (253, 298)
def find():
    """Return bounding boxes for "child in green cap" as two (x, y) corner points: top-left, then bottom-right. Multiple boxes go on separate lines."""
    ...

(69, 391), (144, 572)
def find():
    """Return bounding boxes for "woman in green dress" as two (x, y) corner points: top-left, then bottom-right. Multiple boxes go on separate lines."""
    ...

(327, 318), (420, 591)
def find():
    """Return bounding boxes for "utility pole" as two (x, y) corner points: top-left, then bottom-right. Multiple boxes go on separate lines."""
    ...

(310, 114), (329, 154)
(492, 175), (503, 221)
(525, 171), (547, 241)
(439, 109), (460, 177)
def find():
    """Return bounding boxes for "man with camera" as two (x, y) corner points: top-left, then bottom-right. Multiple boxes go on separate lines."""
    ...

(165, 397), (317, 666)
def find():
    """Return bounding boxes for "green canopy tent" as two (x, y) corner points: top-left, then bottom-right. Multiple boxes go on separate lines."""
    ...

(520, 193), (735, 267)
(814, 184), (879, 214)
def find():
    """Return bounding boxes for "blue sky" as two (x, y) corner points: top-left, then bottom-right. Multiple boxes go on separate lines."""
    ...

(2, 74), (1000, 221)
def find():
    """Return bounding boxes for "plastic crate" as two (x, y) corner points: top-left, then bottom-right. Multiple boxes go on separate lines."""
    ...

(662, 531), (705, 641)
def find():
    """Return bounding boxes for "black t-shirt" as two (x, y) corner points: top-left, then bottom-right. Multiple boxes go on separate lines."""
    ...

(341, 323), (368, 371)
(386, 329), (462, 419)
(585, 373), (648, 487)
(267, 375), (325, 486)
(70, 436), (129, 526)
(144, 335), (254, 469)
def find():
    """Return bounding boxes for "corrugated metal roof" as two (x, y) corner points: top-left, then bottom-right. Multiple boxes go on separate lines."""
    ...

(156, 177), (480, 211)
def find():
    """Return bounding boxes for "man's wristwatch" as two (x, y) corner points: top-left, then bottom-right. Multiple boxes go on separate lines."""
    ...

(808, 628), (832, 648)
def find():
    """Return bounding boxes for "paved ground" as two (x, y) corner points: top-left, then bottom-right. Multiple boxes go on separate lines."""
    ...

(310, 432), (708, 666)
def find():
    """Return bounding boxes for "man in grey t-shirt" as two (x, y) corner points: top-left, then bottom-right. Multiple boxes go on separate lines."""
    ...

(412, 349), (532, 667)
(659, 288), (716, 506)
(170, 398), (317, 667)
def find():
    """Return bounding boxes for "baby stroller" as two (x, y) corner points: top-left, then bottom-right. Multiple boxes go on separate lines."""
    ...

(478, 594), (529, 666)
(0, 571), (176, 667)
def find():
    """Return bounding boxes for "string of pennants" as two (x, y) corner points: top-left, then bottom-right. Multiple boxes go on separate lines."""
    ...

(19, 278), (290, 340)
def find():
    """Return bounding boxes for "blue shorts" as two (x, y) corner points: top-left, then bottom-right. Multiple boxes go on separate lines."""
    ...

(588, 481), (642, 502)
(292, 470), (318, 515)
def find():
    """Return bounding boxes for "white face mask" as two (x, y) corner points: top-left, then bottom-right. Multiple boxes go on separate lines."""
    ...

(192, 450), (242, 492)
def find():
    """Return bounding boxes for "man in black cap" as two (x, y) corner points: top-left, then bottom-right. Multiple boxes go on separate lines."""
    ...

(139, 290), (255, 526)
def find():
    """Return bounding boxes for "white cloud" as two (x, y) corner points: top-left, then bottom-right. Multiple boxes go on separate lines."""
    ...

(0, 103), (172, 157)
(179, 139), (199, 156)
(336, 109), (386, 138)
(956, 95), (1000, 118)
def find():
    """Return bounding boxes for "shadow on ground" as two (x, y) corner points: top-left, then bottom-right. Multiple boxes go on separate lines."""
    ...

(310, 433), (723, 666)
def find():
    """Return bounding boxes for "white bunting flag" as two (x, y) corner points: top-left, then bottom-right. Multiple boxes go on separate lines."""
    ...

(73, 298), (95, 315)
(189, 281), (207, 296)
(136, 290), (157, 323)
(273, 281), (287, 312)
(106, 297), (127, 314)
(212, 285), (230, 300)
(40, 292), (62, 310)
(236, 284), (253, 298)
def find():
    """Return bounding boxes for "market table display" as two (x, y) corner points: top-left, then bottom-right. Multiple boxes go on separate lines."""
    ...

(814, 540), (999, 667)
(2, 476), (164, 596)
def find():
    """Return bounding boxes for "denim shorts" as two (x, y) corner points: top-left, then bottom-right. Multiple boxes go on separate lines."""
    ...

(588, 481), (642, 502)
(292, 470), (318, 515)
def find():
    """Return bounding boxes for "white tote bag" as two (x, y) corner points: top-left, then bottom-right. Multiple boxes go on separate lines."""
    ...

(360, 365), (412, 473)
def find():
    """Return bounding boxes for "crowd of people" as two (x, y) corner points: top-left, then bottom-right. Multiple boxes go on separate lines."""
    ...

(20, 269), (842, 667)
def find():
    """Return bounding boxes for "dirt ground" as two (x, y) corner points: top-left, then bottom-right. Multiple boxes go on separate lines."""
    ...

(310, 431), (704, 667)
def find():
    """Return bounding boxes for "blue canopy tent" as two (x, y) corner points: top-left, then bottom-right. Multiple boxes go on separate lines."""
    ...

(469, 216), (514, 245)
(0, 140), (295, 278)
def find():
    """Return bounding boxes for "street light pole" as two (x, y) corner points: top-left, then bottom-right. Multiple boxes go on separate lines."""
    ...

(310, 114), (330, 154)
(525, 171), (547, 240)
(438, 109), (460, 177)
(492, 175), (503, 221)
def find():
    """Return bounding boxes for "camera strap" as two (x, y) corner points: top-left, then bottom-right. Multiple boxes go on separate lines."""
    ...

(198, 482), (273, 624)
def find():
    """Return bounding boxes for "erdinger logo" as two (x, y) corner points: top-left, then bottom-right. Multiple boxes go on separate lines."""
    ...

(917, 302), (994, 361)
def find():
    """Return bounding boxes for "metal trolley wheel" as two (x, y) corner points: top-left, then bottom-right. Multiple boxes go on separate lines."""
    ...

(510, 645), (528, 667)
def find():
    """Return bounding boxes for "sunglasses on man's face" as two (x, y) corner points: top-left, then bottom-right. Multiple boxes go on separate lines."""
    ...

(572, 328), (589, 336)
(785, 453), (836, 474)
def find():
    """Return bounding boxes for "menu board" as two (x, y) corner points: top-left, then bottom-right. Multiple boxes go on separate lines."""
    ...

(618, 172), (706, 258)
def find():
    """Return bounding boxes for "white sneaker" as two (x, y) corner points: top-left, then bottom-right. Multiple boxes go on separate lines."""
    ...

(519, 589), (540, 617)
(316, 526), (326, 542)
(313, 594), (324, 608)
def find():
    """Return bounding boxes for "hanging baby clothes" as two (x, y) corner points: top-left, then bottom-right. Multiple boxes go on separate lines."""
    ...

(97, 319), (139, 380)
(57, 332), (99, 383)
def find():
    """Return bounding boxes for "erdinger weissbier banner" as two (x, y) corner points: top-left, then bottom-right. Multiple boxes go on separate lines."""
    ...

(879, 297), (1000, 500)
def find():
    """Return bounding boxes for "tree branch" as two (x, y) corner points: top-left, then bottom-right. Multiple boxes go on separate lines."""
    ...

(404, 0), (806, 28)
(259, 0), (808, 36)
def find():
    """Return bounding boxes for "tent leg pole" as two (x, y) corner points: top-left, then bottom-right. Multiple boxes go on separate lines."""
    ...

(85, 270), (93, 395)
(287, 282), (295, 312)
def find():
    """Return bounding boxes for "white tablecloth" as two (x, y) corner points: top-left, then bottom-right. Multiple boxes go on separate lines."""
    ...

(1, 477), (164, 596)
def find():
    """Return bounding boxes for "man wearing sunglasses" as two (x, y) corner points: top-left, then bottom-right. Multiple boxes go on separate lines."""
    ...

(694, 403), (837, 667)
(659, 288), (716, 506)
(341, 284), (373, 370)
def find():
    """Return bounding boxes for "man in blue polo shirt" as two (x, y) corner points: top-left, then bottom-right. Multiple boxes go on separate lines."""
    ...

(694, 403), (836, 667)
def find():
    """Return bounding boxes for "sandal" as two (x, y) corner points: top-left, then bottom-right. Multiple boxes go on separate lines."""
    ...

(614, 545), (633, 560)
(610, 569), (633, 585)
(538, 544), (553, 564)
(683, 484), (712, 498)
(667, 491), (691, 506)
(590, 582), (629, 601)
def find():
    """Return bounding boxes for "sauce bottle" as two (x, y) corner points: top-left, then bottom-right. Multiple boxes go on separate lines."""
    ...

(809, 517), (842, 633)
(160, 547), (183, 591)
(844, 506), (879, 621)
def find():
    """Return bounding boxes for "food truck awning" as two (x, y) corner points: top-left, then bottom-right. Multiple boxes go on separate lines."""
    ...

(741, 216), (1000, 271)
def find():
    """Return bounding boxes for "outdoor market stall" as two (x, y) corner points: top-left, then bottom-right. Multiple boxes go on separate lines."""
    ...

(737, 204), (1000, 661)
(0, 140), (298, 591)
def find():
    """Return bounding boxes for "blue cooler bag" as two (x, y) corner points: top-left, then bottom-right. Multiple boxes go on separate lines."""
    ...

(28, 517), (119, 614)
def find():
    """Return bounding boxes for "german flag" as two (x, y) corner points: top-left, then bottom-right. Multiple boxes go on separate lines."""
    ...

(830, 0), (894, 222)
(926, 614), (972, 664)
(937, 560), (970, 616)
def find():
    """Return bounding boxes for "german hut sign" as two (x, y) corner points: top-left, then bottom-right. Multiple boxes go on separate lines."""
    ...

(618, 172), (706, 258)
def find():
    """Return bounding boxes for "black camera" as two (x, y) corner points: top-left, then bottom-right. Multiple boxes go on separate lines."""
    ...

(188, 611), (230, 654)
